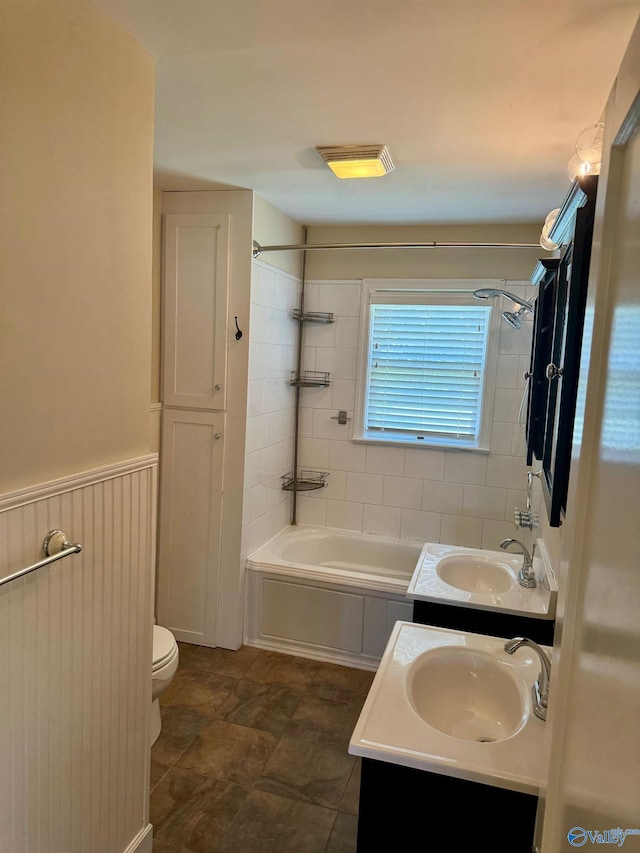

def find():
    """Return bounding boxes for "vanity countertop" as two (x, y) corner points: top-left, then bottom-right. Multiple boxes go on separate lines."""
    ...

(407, 539), (557, 619)
(349, 621), (552, 795)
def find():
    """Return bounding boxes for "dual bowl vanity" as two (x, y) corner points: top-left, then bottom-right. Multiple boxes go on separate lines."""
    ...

(349, 540), (558, 851)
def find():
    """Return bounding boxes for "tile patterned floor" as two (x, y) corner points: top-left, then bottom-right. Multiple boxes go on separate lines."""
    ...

(151, 643), (374, 853)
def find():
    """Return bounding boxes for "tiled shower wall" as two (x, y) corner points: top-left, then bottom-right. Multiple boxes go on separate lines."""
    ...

(241, 261), (301, 561)
(296, 279), (538, 549)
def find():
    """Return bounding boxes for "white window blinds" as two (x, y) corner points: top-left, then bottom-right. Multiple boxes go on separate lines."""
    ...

(365, 301), (491, 444)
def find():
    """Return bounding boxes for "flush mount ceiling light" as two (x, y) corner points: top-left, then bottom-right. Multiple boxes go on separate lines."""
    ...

(316, 144), (395, 179)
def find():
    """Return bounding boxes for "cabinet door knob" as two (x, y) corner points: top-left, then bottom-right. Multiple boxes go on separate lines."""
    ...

(215, 384), (222, 391)
(545, 363), (563, 380)
(214, 433), (222, 440)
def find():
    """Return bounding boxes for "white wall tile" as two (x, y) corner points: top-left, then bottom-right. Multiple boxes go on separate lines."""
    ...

(262, 275), (535, 546)
(326, 500), (364, 531)
(310, 469), (346, 501)
(365, 445), (406, 476)
(383, 476), (423, 509)
(296, 495), (327, 526)
(318, 283), (361, 316)
(517, 355), (531, 390)
(486, 454), (529, 490)
(298, 437), (330, 469)
(303, 283), (319, 313)
(362, 505), (402, 538)
(335, 316), (360, 349)
(403, 448), (445, 480)
(481, 519), (524, 550)
(300, 384), (333, 409)
(444, 451), (487, 485)
(247, 379), (265, 417)
(510, 425), (527, 457)
(268, 409), (295, 445)
(312, 408), (354, 440)
(320, 348), (357, 380)
(298, 407), (313, 437)
(329, 439), (366, 472)
(304, 320), (337, 348)
(400, 509), (441, 542)
(244, 450), (262, 490)
(495, 354), (520, 389)
(507, 489), (528, 521)
(462, 484), (508, 520)
(346, 471), (384, 504)
(489, 421), (513, 455)
(493, 388), (524, 423)
(440, 514), (483, 548)
(331, 379), (356, 411)
(498, 323), (532, 356)
(422, 480), (464, 514)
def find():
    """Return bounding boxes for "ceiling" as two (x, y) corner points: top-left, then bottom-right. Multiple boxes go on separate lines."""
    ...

(94, 0), (640, 226)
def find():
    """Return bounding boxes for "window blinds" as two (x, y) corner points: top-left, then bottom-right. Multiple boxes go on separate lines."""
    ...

(365, 303), (491, 442)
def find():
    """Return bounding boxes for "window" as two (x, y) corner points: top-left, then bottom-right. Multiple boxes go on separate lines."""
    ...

(355, 282), (500, 451)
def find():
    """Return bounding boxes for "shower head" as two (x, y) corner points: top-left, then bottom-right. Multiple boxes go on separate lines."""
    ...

(502, 309), (524, 329)
(473, 287), (534, 312)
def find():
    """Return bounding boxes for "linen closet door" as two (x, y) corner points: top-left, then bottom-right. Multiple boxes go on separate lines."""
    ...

(158, 214), (230, 646)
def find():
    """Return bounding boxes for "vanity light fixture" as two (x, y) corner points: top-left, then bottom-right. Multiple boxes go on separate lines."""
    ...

(316, 144), (395, 179)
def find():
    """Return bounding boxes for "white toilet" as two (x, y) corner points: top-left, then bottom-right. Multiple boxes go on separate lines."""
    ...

(151, 624), (179, 745)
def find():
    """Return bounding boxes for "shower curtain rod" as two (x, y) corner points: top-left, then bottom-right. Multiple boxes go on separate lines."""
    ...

(252, 240), (545, 257)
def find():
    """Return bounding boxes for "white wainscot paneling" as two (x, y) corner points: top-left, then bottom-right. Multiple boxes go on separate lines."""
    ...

(0, 456), (157, 853)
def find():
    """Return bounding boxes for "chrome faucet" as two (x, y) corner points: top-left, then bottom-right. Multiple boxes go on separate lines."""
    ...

(500, 537), (536, 588)
(504, 637), (551, 721)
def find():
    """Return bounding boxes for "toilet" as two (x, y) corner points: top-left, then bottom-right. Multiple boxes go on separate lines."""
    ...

(151, 624), (179, 745)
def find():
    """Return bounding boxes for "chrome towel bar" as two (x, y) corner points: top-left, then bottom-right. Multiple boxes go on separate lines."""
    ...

(0, 529), (82, 588)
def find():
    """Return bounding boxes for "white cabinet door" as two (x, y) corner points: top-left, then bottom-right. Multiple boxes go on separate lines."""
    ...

(156, 408), (224, 645)
(162, 213), (230, 410)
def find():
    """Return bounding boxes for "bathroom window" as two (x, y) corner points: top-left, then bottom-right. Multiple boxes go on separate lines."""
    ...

(354, 281), (500, 451)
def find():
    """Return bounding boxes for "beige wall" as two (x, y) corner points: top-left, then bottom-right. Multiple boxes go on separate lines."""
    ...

(152, 187), (163, 404)
(306, 224), (545, 281)
(0, 0), (155, 493)
(253, 195), (304, 278)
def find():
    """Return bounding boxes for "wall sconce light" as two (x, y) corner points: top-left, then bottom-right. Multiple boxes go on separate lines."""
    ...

(316, 144), (395, 179)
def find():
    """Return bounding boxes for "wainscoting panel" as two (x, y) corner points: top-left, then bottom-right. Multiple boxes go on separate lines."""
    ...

(0, 455), (157, 853)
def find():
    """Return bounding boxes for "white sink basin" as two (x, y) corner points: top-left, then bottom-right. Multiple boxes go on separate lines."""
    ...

(407, 541), (558, 619)
(407, 646), (526, 741)
(436, 554), (514, 594)
(349, 622), (552, 795)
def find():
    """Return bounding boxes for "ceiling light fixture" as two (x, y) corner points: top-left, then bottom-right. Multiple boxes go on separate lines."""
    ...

(316, 144), (395, 179)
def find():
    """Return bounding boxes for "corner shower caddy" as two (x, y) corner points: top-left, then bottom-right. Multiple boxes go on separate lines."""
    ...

(281, 470), (329, 492)
(282, 280), (334, 498)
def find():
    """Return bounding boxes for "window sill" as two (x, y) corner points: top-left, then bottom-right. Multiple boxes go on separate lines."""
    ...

(352, 435), (490, 454)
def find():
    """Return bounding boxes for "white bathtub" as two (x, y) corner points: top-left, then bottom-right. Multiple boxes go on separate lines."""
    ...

(244, 526), (421, 669)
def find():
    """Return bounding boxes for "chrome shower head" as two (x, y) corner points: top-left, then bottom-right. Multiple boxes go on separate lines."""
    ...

(473, 287), (534, 312)
(502, 309), (523, 329)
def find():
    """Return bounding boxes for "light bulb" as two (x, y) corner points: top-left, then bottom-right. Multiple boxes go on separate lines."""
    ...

(567, 153), (599, 182)
(540, 232), (559, 251)
(576, 122), (604, 166)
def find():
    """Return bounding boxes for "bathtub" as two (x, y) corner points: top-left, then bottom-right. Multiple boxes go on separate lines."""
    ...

(244, 526), (422, 669)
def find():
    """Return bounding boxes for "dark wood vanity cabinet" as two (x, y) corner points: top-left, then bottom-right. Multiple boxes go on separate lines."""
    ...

(357, 757), (538, 852)
(412, 599), (554, 645)
(527, 175), (598, 527)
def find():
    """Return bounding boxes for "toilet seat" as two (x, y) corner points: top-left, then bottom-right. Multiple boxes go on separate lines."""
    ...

(153, 624), (178, 673)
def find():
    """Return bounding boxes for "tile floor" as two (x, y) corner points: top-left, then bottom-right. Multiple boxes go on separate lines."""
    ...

(150, 643), (375, 853)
